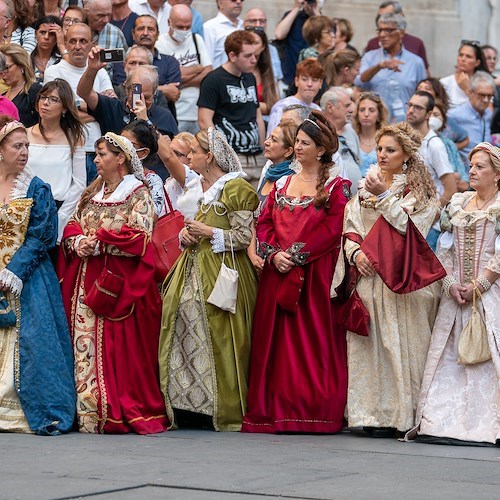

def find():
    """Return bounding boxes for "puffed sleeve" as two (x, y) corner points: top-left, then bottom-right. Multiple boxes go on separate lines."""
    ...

(210, 178), (259, 253)
(343, 195), (365, 263)
(0, 179), (57, 295)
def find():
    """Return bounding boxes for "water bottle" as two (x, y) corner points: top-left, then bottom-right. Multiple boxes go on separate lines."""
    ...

(388, 77), (405, 123)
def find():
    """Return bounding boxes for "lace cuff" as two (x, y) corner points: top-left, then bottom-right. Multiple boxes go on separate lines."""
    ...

(73, 234), (86, 253)
(211, 228), (225, 253)
(285, 242), (310, 265)
(0, 268), (23, 296)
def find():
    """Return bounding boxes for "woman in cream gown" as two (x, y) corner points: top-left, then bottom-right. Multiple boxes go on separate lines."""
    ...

(333, 122), (442, 437)
(409, 142), (500, 445)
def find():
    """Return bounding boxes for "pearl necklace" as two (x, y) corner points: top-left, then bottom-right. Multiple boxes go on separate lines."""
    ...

(299, 173), (318, 182)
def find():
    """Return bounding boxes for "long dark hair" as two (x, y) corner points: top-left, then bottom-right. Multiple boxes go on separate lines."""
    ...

(37, 79), (84, 156)
(31, 16), (63, 64)
(121, 119), (161, 170)
(459, 41), (489, 73)
(296, 110), (339, 207)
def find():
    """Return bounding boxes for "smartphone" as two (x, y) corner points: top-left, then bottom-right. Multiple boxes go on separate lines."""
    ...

(99, 48), (124, 63)
(132, 83), (142, 108)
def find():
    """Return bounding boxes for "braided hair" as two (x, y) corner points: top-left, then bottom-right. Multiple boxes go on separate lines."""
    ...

(296, 110), (339, 207)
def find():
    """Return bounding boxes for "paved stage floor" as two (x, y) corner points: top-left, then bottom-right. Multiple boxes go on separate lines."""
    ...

(1, 428), (499, 499)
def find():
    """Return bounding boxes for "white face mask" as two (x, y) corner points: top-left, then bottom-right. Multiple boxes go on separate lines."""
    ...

(428, 116), (443, 132)
(171, 29), (192, 43)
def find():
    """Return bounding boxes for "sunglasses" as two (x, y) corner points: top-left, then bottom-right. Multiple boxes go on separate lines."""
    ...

(460, 39), (480, 47)
(245, 26), (264, 32)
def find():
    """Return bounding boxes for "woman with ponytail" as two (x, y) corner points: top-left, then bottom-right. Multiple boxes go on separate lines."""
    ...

(242, 110), (351, 434)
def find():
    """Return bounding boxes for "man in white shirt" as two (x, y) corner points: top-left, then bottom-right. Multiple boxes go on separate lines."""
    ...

(156, 4), (212, 133)
(406, 90), (457, 249)
(44, 23), (114, 184)
(203, 0), (243, 69)
(128, 0), (171, 34)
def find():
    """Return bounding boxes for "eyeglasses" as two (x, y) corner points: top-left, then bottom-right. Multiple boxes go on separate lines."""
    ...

(460, 39), (480, 47)
(245, 26), (264, 32)
(376, 28), (399, 35)
(321, 29), (336, 35)
(172, 149), (187, 158)
(472, 91), (495, 102)
(62, 17), (82, 26)
(0, 63), (15, 74)
(37, 95), (61, 105)
(245, 18), (266, 26)
(406, 102), (427, 112)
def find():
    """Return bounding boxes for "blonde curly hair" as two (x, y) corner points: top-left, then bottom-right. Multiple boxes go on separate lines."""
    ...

(375, 122), (437, 209)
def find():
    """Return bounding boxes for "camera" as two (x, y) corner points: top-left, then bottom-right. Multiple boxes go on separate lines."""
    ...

(99, 48), (124, 63)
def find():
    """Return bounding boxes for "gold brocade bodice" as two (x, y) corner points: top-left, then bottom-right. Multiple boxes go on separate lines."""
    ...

(0, 199), (33, 270)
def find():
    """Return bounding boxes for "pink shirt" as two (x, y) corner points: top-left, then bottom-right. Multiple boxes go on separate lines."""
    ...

(0, 96), (20, 121)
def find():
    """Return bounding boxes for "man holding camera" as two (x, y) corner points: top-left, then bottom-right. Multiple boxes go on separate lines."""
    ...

(44, 23), (116, 184)
(274, 0), (321, 87)
(77, 46), (178, 138)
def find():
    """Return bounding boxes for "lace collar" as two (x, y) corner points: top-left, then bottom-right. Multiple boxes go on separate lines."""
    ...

(93, 174), (143, 203)
(447, 191), (500, 227)
(10, 165), (35, 200)
(357, 163), (407, 200)
(201, 171), (246, 205)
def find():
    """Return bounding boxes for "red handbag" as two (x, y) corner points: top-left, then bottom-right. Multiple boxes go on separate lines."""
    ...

(84, 266), (124, 318)
(151, 187), (185, 282)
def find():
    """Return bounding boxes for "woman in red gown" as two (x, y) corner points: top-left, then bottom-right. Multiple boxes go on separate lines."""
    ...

(242, 111), (350, 433)
(58, 133), (168, 434)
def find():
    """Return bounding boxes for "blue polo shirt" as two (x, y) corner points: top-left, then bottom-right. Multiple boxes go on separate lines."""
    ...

(112, 49), (181, 87)
(355, 46), (426, 122)
(448, 100), (492, 162)
(91, 94), (178, 137)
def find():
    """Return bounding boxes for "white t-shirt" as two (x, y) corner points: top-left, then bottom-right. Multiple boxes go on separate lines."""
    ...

(419, 129), (454, 197)
(156, 33), (211, 122)
(440, 74), (469, 109)
(128, 0), (171, 34)
(44, 60), (114, 152)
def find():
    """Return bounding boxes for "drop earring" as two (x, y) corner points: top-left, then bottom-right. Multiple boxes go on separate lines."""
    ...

(402, 160), (408, 171)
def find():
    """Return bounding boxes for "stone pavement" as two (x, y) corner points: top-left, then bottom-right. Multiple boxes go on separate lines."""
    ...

(2, 428), (500, 500)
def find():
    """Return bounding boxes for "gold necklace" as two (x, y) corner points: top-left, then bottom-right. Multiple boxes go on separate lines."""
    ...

(474, 191), (498, 210)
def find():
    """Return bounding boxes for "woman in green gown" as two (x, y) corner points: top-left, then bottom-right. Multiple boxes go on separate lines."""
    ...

(159, 128), (259, 431)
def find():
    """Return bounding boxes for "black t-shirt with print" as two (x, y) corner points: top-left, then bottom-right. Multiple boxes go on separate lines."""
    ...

(198, 66), (261, 155)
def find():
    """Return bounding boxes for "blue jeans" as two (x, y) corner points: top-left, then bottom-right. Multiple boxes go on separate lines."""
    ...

(86, 152), (97, 186)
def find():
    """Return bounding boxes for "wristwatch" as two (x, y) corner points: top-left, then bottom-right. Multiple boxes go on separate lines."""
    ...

(61, 49), (69, 56)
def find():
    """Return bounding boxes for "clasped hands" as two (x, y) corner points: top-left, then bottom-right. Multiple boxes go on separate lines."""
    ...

(449, 283), (478, 304)
(181, 220), (212, 246)
(273, 251), (295, 274)
(76, 235), (98, 258)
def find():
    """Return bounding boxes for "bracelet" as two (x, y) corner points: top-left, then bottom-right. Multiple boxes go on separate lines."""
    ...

(351, 249), (362, 265)
(476, 275), (492, 292)
(442, 275), (459, 298)
(61, 49), (69, 56)
(377, 190), (391, 200)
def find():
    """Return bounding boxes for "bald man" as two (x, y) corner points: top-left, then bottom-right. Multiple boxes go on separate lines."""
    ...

(156, 4), (212, 133)
(244, 7), (283, 82)
(84, 0), (128, 77)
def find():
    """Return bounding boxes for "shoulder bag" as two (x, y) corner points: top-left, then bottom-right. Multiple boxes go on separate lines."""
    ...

(151, 186), (185, 282)
(207, 233), (239, 314)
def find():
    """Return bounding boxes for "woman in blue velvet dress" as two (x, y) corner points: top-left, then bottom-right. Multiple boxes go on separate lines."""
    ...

(0, 117), (75, 435)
